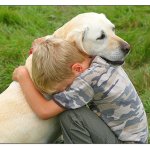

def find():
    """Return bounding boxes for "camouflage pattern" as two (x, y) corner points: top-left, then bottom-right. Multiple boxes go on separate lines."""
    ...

(53, 56), (148, 143)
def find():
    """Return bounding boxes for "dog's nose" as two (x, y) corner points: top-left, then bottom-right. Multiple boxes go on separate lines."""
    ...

(121, 43), (130, 54)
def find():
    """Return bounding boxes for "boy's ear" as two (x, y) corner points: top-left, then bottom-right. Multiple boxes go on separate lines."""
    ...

(72, 63), (84, 74)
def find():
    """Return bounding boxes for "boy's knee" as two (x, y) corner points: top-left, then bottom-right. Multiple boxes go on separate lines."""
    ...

(59, 107), (87, 120)
(59, 107), (90, 126)
(59, 109), (74, 125)
(59, 110), (68, 121)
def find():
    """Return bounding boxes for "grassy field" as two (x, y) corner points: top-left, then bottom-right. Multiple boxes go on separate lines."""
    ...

(0, 6), (150, 142)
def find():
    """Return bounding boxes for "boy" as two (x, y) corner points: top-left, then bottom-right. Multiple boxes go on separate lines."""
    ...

(13, 37), (148, 144)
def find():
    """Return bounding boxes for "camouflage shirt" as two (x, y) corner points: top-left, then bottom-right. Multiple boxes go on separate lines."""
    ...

(53, 56), (148, 143)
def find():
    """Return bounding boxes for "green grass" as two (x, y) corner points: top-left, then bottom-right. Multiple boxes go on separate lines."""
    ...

(0, 6), (150, 142)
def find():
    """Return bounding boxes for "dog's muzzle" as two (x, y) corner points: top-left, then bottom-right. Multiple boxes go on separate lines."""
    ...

(102, 42), (130, 66)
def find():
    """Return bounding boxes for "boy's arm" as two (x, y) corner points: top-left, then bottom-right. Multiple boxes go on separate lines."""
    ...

(12, 66), (65, 120)
(53, 76), (94, 109)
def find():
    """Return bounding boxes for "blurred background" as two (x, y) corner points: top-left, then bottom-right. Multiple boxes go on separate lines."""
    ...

(0, 6), (150, 142)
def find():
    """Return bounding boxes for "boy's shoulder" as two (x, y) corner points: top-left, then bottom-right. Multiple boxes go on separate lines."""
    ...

(79, 56), (110, 81)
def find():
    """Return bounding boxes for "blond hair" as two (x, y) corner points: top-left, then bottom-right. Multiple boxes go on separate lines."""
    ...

(32, 37), (87, 94)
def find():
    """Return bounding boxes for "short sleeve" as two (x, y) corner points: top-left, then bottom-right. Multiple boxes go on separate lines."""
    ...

(53, 77), (94, 109)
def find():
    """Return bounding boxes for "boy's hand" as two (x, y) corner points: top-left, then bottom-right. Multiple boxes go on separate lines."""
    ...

(32, 37), (44, 46)
(30, 36), (52, 54)
(12, 66), (29, 82)
(30, 37), (45, 53)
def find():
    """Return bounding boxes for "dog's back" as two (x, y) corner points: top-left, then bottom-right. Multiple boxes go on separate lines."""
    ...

(0, 56), (61, 143)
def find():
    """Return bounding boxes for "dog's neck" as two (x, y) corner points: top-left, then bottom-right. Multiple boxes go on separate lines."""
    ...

(25, 55), (33, 80)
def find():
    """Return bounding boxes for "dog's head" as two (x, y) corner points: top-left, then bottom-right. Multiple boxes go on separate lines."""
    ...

(54, 12), (130, 65)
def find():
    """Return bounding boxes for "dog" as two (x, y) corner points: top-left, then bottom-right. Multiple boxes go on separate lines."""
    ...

(32, 12), (130, 65)
(0, 12), (130, 143)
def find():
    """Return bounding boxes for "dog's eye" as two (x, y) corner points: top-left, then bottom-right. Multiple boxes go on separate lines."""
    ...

(96, 32), (105, 40)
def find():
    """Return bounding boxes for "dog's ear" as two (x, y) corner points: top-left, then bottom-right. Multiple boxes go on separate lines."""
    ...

(66, 27), (89, 54)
